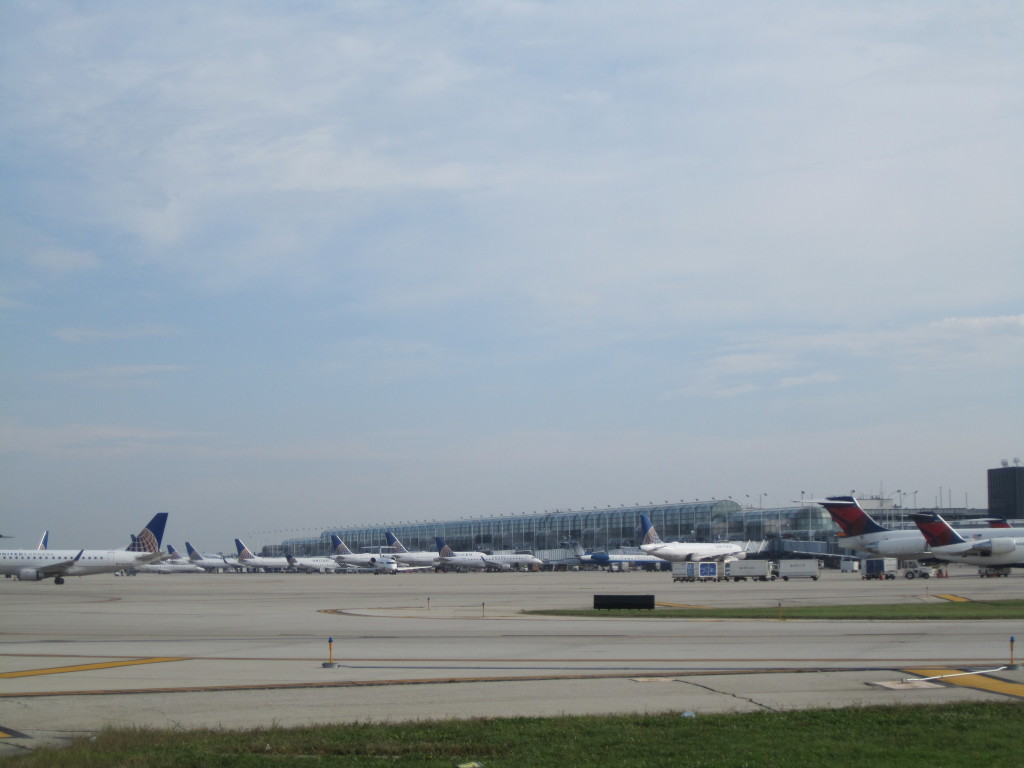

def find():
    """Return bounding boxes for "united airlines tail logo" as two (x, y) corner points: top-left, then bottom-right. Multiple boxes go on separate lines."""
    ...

(128, 529), (158, 553)
(440, 545), (455, 558)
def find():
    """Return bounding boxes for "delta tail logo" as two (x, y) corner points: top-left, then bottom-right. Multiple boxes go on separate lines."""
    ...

(817, 496), (887, 537)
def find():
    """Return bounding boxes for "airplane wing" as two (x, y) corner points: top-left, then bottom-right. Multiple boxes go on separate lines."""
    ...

(41, 550), (84, 578)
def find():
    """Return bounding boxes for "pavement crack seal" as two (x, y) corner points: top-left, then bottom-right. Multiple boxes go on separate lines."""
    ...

(672, 678), (780, 712)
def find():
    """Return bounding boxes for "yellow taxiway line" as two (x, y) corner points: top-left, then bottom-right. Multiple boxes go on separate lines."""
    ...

(902, 668), (1024, 699)
(0, 658), (185, 679)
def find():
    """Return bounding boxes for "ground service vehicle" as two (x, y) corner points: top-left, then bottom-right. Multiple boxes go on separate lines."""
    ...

(725, 560), (776, 581)
(671, 561), (723, 582)
(777, 559), (820, 581)
(863, 557), (898, 580)
(902, 561), (935, 579)
(979, 566), (1011, 578)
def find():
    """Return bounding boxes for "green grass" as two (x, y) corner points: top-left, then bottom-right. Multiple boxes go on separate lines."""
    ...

(528, 599), (1024, 620)
(3, 703), (1021, 767)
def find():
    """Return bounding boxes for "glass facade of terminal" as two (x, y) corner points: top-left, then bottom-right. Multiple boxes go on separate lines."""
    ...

(271, 500), (838, 560)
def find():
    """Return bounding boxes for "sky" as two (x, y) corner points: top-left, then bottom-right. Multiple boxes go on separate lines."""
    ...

(1, 1), (1022, 552)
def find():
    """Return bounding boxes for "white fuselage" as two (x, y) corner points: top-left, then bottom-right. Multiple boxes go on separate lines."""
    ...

(391, 551), (439, 567)
(438, 551), (542, 571)
(133, 561), (206, 574)
(437, 551), (489, 570)
(335, 552), (392, 569)
(0, 548), (158, 580)
(290, 556), (340, 573)
(189, 555), (231, 571)
(639, 541), (745, 563)
(925, 537), (1024, 567)
(481, 553), (543, 570)
(233, 555), (291, 572)
(837, 527), (1020, 558)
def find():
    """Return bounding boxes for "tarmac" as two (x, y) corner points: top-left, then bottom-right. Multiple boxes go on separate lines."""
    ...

(1, 566), (1022, 758)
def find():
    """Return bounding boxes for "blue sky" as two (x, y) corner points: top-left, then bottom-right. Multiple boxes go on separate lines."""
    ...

(2, 1), (1022, 551)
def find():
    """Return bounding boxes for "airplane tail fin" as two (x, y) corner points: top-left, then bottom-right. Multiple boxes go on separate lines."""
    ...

(235, 538), (256, 559)
(909, 513), (966, 548)
(127, 513), (168, 553)
(385, 532), (409, 553)
(332, 536), (354, 555)
(570, 542), (585, 557)
(816, 496), (888, 537)
(640, 515), (663, 546)
(185, 542), (203, 561)
(166, 544), (183, 560)
(38, 531), (49, 550)
(435, 537), (455, 557)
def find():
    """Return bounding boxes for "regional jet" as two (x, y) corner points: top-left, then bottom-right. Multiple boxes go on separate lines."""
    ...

(133, 545), (205, 574)
(331, 535), (396, 570)
(638, 515), (748, 563)
(434, 538), (543, 571)
(0, 513), (168, 585)
(286, 553), (341, 573)
(910, 512), (1024, 568)
(185, 542), (232, 571)
(815, 496), (1019, 559)
(229, 539), (291, 572)
(385, 532), (439, 567)
(570, 543), (665, 570)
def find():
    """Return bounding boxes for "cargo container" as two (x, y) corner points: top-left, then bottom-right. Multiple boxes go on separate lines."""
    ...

(671, 561), (723, 582)
(777, 559), (820, 581)
(840, 560), (860, 573)
(862, 557), (898, 580)
(725, 560), (776, 581)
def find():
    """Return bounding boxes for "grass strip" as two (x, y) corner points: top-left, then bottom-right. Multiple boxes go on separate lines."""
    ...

(527, 599), (1024, 620)
(4, 702), (1021, 767)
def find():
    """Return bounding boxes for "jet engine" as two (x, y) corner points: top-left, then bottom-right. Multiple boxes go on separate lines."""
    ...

(972, 538), (1016, 556)
(17, 568), (46, 581)
(868, 539), (927, 557)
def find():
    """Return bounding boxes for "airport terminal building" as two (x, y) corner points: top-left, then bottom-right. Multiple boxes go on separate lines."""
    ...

(272, 499), (847, 565)
(269, 468), (1019, 566)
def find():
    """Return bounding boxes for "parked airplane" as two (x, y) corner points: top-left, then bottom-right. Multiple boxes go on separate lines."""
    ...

(331, 535), (396, 569)
(185, 542), (231, 571)
(816, 496), (1019, 558)
(638, 515), (749, 562)
(286, 553), (341, 573)
(570, 543), (665, 570)
(229, 539), (290, 572)
(910, 513), (1024, 568)
(132, 545), (206, 574)
(385, 532), (439, 567)
(434, 538), (543, 571)
(0, 513), (168, 585)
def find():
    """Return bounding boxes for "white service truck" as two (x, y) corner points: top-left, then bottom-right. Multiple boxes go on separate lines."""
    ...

(862, 557), (898, 580)
(725, 560), (776, 582)
(777, 559), (820, 581)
